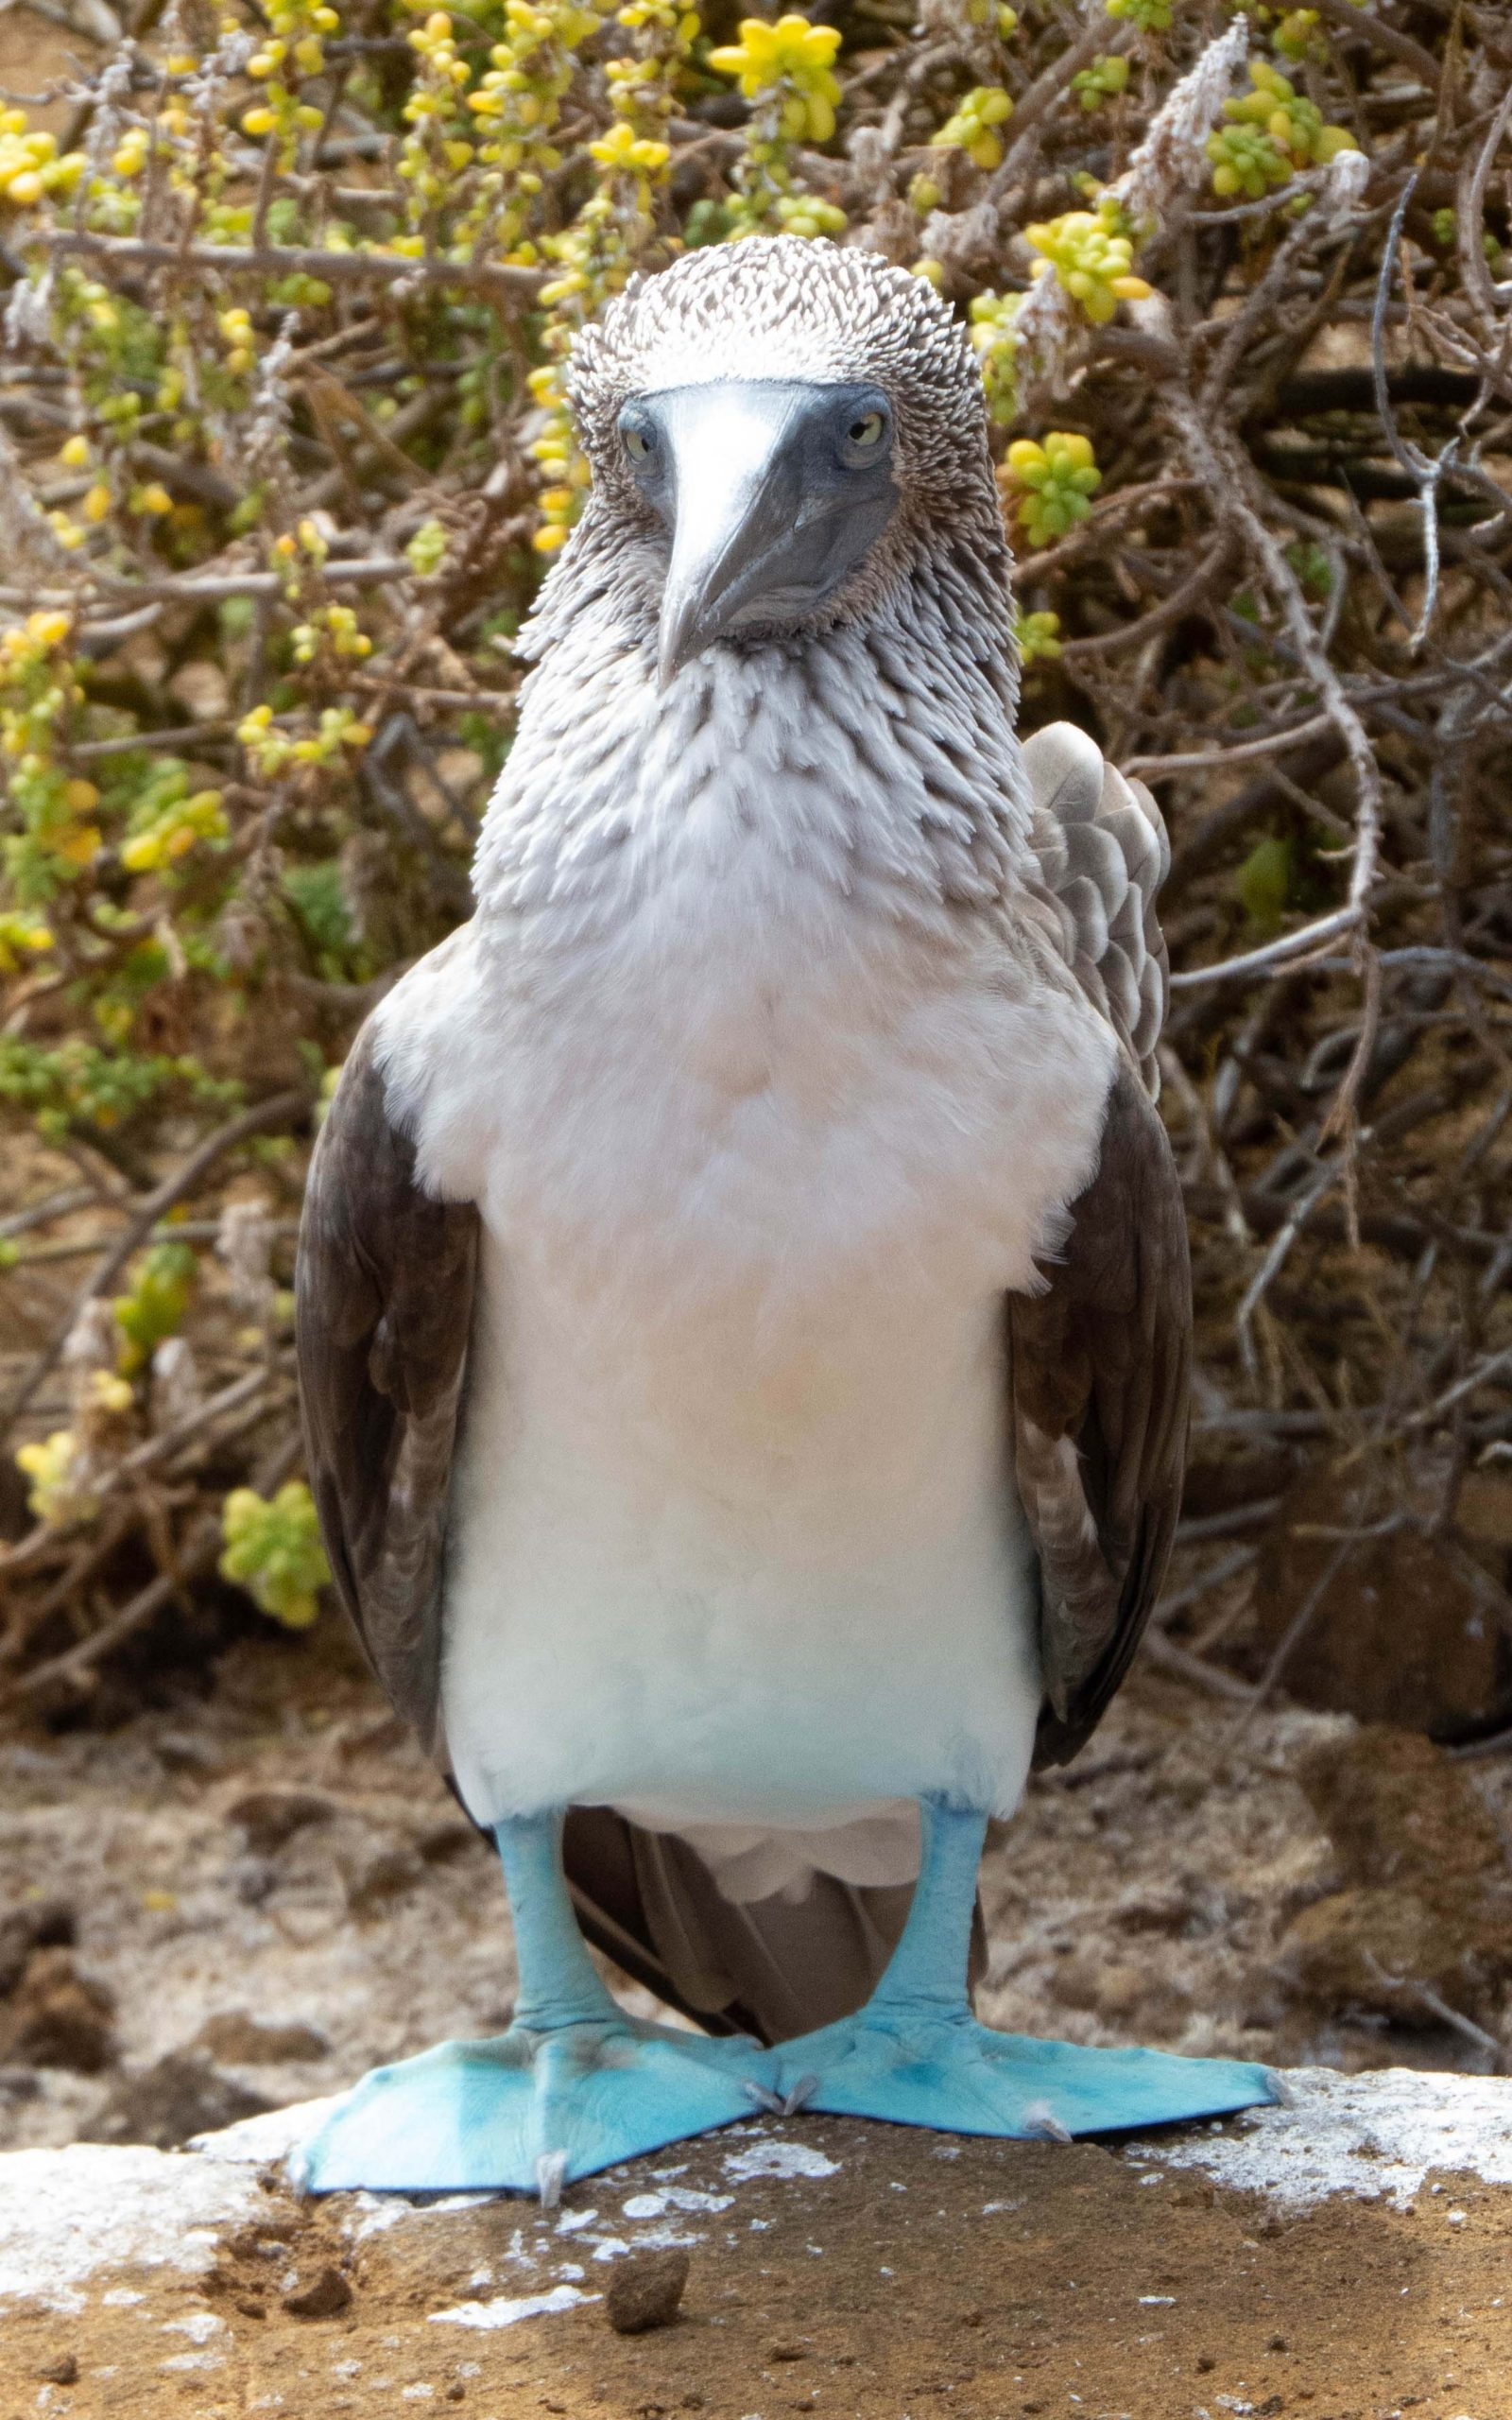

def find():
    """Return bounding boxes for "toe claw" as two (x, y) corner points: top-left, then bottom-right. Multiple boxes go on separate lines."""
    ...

(536, 2150), (568, 2209)
(1021, 2100), (1072, 2143)
(781, 2073), (818, 2117)
(740, 2082), (786, 2115)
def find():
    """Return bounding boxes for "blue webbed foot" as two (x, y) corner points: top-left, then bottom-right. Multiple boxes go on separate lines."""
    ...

(291, 1811), (782, 2199)
(768, 1798), (1279, 2144)
(774, 2004), (1279, 2141)
(293, 2014), (779, 2199)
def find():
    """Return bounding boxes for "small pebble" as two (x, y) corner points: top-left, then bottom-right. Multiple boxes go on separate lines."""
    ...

(37, 2356), (77, 2387)
(283, 2264), (353, 2320)
(605, 2248), (690, 2336)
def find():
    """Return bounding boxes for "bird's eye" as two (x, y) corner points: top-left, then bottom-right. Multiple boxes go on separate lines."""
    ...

(849, 412), (885, 448)
(625, 425), (654, 462)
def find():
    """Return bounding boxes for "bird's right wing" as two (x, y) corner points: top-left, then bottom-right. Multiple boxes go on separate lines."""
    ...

(296, 1013), (478, 1754)
(1022, 721), (1170, 1098)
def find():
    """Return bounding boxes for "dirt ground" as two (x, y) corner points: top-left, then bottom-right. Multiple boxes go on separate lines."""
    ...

(3, 2101), (1512, 2420)
(4, 1619), (1511, 2162)
(0, 3), (99, 129)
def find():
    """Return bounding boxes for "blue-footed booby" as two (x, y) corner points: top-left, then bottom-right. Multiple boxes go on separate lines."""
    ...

(293, 238), (1276, 2201)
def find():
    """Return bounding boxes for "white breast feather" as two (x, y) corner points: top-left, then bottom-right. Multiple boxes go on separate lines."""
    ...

(377, 608), (1117, 1892)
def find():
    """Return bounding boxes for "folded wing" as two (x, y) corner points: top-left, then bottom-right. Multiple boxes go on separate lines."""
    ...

(1016, 724), (1190, 1767)
(297, 1015), (478, 1754)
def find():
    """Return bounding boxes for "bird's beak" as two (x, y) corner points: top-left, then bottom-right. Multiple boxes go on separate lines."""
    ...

(636, 381), (898, 688)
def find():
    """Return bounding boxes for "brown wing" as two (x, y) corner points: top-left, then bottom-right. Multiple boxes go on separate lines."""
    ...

(296, 1014), (478, 1754)
(1014, 1059), (1192, 1769)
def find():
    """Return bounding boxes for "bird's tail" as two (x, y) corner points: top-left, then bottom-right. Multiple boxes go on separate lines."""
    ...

(562, 1806), (983, 2045)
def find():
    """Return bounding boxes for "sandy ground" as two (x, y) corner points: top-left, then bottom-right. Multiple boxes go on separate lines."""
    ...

(4, 2083), (1512, 2420)
(3, 1614), (1512, 2411)
(2, 1621), (1509, 2166)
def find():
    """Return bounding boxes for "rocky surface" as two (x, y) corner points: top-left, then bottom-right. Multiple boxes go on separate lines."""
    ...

(2, 2077), (1512, 2416)
(3, 1632), (1512, 2407)
(5, 1630), (1512, 2172)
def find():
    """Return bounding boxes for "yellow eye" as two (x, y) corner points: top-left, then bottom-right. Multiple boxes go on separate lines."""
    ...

(625, 425), (653, 461)
(850, 412), (885, 447)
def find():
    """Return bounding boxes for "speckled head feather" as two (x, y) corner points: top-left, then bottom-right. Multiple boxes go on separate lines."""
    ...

(570, 237), (996, 524)
(525, 237), (1011, 660)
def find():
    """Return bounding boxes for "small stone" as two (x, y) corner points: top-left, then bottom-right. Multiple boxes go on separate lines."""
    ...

(343, 1841), (423, 1914)
(154, 1731), (223, 1778)
(194, 2012), (330, 2066)
(37, 2355), (77, 2386)
(1196, 2355), (1216, 2373)
(235, 2298), (267, 2321)
(283, 2265), (353, 2320)
(606, 2249), (690, 2336)
(0, 1948), (115, 2073)
(770, 2342), (806, 2361)
(228, 1788), (337, 1855)
(232, 1858), (278, 1908)
(0, 1900), (77, 1997)
(418, 1816), (480, 1865)
(444, 2389), (466, 2407)
(82, 2051), (272, 2150)
(1267, 2334), (1290, 2352)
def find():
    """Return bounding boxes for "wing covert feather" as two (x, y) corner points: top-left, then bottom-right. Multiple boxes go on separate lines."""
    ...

(296, 1017), (477, 1750)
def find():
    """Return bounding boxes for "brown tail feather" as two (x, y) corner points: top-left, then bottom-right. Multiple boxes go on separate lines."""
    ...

(563, 1806), (984, 2048)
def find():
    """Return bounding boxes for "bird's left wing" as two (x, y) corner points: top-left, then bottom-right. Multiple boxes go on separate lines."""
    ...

(297, 1014), (478, 1752)
(1012, 1057), (1191, 1770)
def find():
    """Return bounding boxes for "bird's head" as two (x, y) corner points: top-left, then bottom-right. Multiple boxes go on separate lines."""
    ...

(561, 238), (1005, 686)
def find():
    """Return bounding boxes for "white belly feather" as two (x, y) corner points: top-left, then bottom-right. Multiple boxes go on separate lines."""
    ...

(377, 646), (1117, 1895)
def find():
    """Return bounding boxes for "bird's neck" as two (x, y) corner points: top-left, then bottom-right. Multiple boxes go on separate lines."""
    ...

(472, 544), (1040, 946)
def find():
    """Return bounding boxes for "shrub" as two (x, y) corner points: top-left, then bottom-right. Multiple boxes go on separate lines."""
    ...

(0, 0), (1506, 1718)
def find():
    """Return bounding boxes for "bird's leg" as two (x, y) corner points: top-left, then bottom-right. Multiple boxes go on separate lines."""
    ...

(291, 1810), (780, 2199)
(772, 1795), (1279, 2141)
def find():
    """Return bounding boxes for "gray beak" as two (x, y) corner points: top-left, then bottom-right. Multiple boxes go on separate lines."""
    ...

(615, 381), (899, 687)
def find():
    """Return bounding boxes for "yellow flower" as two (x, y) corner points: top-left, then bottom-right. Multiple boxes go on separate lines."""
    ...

(16, 1430), (87, 1526)
(57, 823), (101, 868)
(709, 14), (842, 142)
(1024, 202), (1152, 325)
(588, 120), (670, 175)
(1003, 431), (1101, 544)
(932, 85), (1013, 173)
